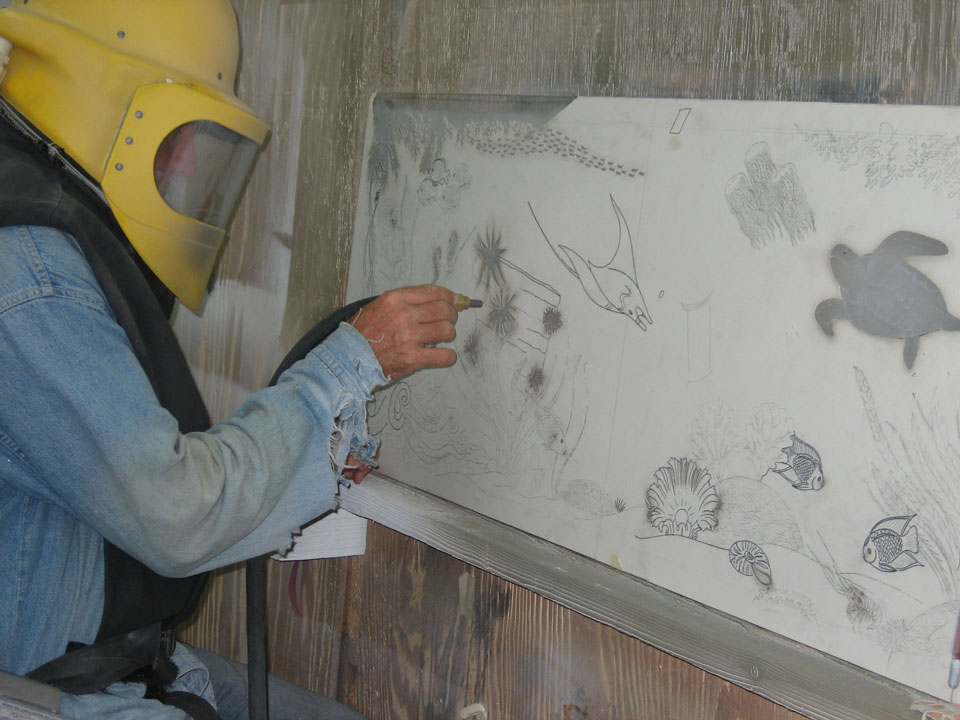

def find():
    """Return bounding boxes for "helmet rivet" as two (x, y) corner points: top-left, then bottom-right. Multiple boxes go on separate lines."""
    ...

(117, 30), (125, 39)
(125, 137), (133, 145)
(115, 163), (124, 171)
(217, 72), (223, 80)
(135, 110), (143, 119)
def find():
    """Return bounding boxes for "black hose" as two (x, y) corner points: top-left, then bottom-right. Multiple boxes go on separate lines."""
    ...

(245, 296), (377, 720)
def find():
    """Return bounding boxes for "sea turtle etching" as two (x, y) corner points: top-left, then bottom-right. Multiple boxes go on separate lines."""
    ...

(815, 231), (960, 369)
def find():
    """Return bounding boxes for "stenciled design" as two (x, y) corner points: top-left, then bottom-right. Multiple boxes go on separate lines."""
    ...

(816, 232), (960, 369)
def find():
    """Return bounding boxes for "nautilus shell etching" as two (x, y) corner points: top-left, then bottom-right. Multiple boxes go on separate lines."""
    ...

(728, 540), (773, 587)
(645, 457), (720, 540)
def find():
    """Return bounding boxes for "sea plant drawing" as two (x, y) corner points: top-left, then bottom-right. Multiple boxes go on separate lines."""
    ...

(528, 195), (652, 330)
(815, 532), (883, 632)
(855, 366), (960, 595)
(863, 515), (923, 572)
(798, 121), (960, 217)
(725, 141), (815, 248)
(816, 232), (960, 369)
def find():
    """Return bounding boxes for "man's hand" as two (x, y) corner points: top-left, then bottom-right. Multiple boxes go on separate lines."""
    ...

(341, 451), (378, 484)
(351, 285), (459, 382)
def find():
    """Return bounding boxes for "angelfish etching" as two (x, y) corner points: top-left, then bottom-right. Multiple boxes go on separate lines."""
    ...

(529, 195), (652, 330)
(816, 231), (960, 369)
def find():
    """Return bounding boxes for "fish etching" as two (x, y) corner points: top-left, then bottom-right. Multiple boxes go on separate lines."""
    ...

(534, 406), (568, 456)
(770, 434), (824, 491)
(862, 514), (923, 572)
(816, 231), (960, 369)
(529, 195), (652, 330)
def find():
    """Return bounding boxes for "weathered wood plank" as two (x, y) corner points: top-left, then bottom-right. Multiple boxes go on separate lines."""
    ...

(340, 475), (931, 720)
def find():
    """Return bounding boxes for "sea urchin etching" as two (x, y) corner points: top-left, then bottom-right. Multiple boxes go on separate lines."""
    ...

(728, 540), (773, 587)
(645, 457), (720, 540)
(529, 195), (652, 330)
(816, 231), (960, 369)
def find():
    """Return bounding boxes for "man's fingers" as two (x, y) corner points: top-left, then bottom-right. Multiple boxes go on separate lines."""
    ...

(415, 346), (457, 369)
(415, 299), (458, 324)
(420, 319), (456, 345)
(395, 284), (456, 307)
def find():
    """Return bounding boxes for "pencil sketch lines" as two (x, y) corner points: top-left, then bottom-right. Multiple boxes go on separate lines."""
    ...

(669, 108), (692, 135)
(798, 121), (960, 216)
(469, 125), (644, 178)
(529, 195), (652, 330)
(816, 232), (960, 369)
(682, 293), (712, 382)
(815, 533), (883, 631)
(725, 141), (815, 248)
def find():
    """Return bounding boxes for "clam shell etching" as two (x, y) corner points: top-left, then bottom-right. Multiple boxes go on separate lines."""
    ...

(645, 457), (719, 540)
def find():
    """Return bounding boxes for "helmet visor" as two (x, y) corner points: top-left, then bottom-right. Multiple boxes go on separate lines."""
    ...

(153, 120), (259, 229)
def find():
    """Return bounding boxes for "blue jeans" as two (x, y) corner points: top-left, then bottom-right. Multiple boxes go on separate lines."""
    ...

(187, 646), (366, 720)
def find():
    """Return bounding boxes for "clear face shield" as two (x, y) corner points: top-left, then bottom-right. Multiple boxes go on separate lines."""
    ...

(153, 120), (260, 229)
(100, 82), (269, 308)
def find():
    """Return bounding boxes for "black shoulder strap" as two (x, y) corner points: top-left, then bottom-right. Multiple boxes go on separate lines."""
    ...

(0, 114), (212, 708)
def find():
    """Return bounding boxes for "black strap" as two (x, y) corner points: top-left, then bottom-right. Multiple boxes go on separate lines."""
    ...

(26, 624), (161, 696)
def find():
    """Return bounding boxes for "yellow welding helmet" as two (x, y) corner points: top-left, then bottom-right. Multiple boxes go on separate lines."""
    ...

(0, 0), (269, 309)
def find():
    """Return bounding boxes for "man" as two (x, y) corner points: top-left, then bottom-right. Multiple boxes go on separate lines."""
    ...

(0, 1), (458, 718)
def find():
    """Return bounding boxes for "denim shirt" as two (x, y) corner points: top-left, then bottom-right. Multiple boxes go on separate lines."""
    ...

(0, 225), (385, 715)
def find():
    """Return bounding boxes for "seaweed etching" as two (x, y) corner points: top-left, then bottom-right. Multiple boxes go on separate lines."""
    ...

(855, 366), (960, 594)
(815, 532), (883, 632)
(725, 141), (815, 248)
(529, 195), (652, 330)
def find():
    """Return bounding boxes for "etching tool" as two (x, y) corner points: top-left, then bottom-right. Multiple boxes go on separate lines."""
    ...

(454, 294), (483, 312)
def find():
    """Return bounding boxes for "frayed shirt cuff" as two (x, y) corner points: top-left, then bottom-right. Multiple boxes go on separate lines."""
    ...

(308, 322), (386, 483)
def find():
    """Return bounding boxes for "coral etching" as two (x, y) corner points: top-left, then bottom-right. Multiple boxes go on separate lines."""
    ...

(646, 458), (720, 540)
(725, 141), (815, 248)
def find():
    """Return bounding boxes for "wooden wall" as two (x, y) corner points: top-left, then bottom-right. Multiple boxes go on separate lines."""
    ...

(177, 1), (960, 718)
